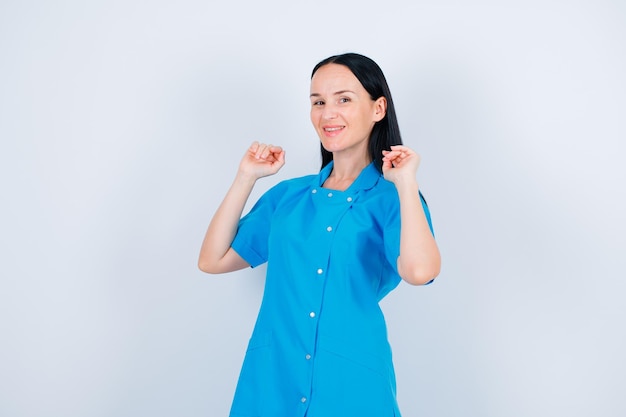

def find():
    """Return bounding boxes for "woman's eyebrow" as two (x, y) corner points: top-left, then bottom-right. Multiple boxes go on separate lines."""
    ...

(310, 90), (356, 98)
(333, 90), (356, 95)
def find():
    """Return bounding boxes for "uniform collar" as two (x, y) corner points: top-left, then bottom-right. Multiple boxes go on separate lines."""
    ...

(317, 161), (381, 192)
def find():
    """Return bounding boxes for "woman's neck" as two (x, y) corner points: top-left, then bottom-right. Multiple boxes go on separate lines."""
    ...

(323, 152), (371, 191)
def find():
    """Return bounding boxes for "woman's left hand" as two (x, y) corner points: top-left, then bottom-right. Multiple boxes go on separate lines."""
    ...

(382, 145), (421, 185)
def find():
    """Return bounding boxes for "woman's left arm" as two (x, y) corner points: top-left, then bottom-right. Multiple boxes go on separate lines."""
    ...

(382, 145), (441, 285)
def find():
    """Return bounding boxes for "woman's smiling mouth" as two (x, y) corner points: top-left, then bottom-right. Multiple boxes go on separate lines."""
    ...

(323, 126), (345, 136)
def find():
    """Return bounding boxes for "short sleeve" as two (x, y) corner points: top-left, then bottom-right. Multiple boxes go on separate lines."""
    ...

(419, 191), (435, 237)
(231, 183), (285, 268)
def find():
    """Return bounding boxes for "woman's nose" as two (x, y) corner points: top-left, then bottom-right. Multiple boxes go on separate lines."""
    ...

(323, 105), (338, 120)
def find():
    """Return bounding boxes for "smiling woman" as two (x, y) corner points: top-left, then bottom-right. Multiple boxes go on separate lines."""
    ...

(309, 64), (387, 161)
(198, 52), (440, 417)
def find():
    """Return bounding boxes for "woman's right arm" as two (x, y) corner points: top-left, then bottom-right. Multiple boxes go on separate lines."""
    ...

(198, 142), (285, 274)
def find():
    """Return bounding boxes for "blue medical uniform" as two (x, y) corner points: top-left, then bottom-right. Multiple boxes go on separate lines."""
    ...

(229, 161), (434, 417)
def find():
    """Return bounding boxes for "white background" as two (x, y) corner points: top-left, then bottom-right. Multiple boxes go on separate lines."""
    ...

(1, 1), (625, 416)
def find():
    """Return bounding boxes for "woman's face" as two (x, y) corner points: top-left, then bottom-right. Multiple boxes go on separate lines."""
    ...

(310, 64), (386, 160)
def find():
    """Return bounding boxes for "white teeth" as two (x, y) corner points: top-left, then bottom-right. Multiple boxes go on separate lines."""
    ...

(324, 127), (342, 132)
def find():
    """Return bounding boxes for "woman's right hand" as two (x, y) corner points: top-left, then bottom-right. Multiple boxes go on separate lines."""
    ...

(238, 141), (286, 180)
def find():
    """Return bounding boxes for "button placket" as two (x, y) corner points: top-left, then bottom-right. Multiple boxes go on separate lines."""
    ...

(304, 183), (356, 410)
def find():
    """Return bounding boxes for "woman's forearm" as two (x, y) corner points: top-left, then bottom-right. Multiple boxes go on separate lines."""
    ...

(395, 179), (441, 285)
(198, 173), (257, 274)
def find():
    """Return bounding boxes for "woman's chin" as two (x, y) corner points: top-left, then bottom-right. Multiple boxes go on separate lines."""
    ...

(320, 140), (343, 153)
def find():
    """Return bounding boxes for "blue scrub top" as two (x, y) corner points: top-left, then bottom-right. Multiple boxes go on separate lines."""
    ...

(229, 161), (434, 417)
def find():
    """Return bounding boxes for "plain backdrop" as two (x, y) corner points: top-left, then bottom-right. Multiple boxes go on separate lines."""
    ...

(1, 1), (625, 416)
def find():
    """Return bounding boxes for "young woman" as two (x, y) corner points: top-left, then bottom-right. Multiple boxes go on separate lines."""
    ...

(198, 52), (441, 417)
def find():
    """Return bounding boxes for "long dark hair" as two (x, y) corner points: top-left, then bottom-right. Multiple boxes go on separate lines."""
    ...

(311, 53), (403, 173)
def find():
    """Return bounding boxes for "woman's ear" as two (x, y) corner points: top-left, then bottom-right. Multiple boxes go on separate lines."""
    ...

(373, 96), (387, 122)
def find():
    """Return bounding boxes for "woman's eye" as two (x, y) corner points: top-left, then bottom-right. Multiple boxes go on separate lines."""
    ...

(339, 97), (350, 103)
(313, 100), (324, 106)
